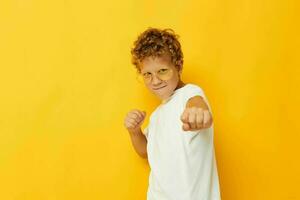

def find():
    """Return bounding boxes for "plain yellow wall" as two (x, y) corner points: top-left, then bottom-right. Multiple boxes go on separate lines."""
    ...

(0, 0), (299, 199)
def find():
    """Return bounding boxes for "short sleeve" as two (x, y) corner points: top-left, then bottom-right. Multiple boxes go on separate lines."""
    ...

(182, 84), (212, 113)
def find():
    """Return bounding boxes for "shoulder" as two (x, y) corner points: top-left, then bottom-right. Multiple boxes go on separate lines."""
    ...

(146, 104), (161, 123)
(181, 83), (205, 102)
(185, 83), (204, 93)
(182, 83), (212, 112)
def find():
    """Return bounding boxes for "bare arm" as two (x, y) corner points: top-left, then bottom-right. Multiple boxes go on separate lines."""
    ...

(127, 128), (148, 159)
(186, 95), (210, 110)
(124, 109), (148, 159)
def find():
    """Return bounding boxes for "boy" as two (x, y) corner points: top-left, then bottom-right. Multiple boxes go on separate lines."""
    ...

(124, 28), (221, 200)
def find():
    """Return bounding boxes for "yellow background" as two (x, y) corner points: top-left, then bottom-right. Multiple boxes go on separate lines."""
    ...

(0, 0), (299, 199)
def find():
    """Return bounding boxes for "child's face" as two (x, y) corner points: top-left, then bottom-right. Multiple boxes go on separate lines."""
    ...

(139, 54), (182, 101)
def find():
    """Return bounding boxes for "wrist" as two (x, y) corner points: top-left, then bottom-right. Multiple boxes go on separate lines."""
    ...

(128, 127), (142, 136)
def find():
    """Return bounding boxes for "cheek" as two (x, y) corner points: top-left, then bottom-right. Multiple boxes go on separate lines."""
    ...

(168, 73), (179, 84)
(145, 82), (154, 91)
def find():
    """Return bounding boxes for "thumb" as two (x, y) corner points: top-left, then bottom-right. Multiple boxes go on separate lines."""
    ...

(180, 109), (189, 123)
(182, 123), (190, 131)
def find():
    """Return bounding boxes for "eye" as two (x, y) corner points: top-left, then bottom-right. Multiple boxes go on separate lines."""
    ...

(142, 72), (151, 78)
(158, 68), (169, 74)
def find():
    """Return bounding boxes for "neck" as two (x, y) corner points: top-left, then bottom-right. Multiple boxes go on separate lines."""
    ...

(161, 80), (185, 104)
(175, 80), (185, 90)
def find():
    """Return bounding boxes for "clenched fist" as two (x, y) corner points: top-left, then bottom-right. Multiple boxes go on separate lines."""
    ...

(124, 109), (146, 132)
(180, 107), (213, 131)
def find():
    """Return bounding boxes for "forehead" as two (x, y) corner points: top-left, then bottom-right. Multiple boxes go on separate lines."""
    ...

(140, 55), (173, 73)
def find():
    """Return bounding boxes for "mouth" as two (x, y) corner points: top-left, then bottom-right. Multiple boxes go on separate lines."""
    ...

(153, 85), (167, 90)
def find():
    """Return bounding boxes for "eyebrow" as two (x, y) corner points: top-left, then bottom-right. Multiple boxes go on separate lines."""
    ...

(141, 67), (169, 74)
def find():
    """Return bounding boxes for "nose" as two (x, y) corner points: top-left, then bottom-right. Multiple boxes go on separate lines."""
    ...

(152, 74), (162, 85)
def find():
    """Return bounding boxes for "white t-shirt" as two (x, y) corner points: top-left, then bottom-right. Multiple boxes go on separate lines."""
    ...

(143, 83), (221, 200)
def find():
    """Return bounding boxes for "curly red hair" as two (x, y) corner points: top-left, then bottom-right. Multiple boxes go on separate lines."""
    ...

(131, 27), (184, 73)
